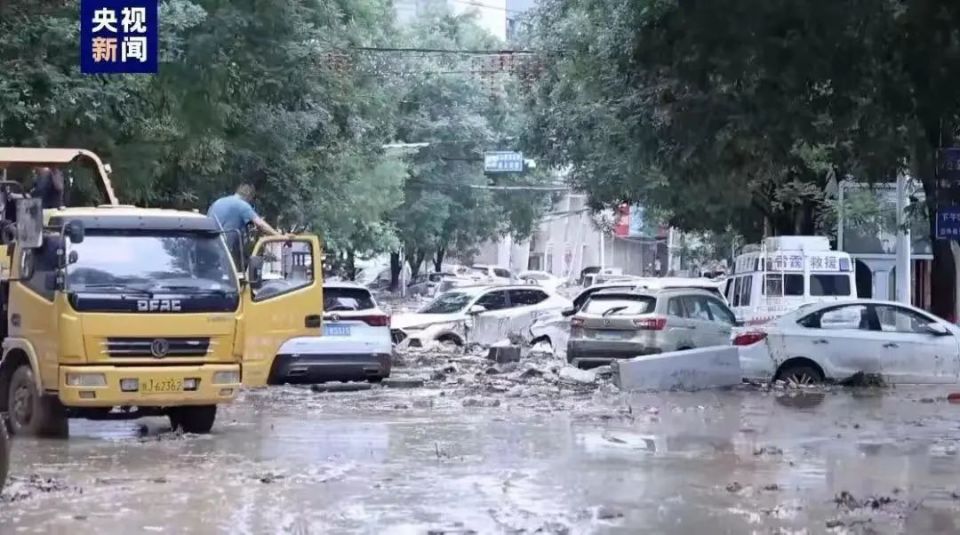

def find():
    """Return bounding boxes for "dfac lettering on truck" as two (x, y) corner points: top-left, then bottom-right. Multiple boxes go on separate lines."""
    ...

(0, 148), (324, 436)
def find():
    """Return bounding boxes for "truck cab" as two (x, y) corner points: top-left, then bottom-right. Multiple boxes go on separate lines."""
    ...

(0, 148), (323, 436)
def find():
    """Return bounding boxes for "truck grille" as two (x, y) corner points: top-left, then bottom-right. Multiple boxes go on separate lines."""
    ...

(390, 329), (407, 344)
(104, 337), (211, 358)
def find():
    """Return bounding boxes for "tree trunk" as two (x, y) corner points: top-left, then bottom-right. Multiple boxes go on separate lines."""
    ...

(346, 249), (356, 281)
(918, 141), (955, 320)
(389, 252), (401, 292)
(433, 247), (446, 272)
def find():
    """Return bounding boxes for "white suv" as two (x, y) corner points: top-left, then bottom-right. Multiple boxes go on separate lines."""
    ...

(270, 282), (392, 384)
(392, 285), (572, 348)
(567, 288), (736, 369)
(470, 264), (515, 283)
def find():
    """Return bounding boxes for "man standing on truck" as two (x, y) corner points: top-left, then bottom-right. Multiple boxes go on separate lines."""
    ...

(30, 167), (64, 209)
(207, 183), (281, 268)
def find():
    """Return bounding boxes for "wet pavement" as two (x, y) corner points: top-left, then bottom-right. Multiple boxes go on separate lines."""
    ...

(4, 363), (960, 533)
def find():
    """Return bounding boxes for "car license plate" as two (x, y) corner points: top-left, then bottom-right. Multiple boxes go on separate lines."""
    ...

(142, 378), (183, 394)
(324, 324), (351, 336)
(592, 330), (621, 340)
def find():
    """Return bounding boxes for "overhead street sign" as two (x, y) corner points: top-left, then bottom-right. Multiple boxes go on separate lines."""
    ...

(484, 151), (524, 173)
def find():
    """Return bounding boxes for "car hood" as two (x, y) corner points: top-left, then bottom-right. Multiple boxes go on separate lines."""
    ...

(391, 313), (465, 329)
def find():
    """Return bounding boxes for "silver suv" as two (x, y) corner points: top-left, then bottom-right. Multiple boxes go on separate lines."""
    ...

(567, 288), (737, 369)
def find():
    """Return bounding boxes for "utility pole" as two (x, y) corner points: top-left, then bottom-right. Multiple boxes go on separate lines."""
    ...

(895, 174), (911, 305)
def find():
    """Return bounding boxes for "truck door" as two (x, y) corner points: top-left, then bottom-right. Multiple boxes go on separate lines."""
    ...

(241, 236), (324, 387)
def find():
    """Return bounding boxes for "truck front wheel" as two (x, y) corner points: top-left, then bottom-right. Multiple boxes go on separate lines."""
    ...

(7, 365), (68, 438)
(168, 405), (217, 434)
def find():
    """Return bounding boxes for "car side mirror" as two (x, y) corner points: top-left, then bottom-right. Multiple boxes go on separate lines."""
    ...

(65, 220), (85, 244)
(246, 256), (264, 286)
(561, 306), (576, 317)
(467, 305), (486, 315)
(925, 323), (950, 336)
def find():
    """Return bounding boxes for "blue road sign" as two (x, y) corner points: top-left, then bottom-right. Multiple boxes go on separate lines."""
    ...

(936, 205), (960, 240)
(81, 0), (158, 74)
(939, 148), (960, 182)
(484, 151), (524, 173)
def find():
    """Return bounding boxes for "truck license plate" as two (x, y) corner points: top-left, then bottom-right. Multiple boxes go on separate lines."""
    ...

(324, 324), (351, 336)
(142, 378), (183, 394)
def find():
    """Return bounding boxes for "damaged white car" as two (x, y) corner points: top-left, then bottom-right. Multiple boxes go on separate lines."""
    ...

(735, 299), (960, 385)
(391, 285), (572, 349)
(524, 282), (655, 356)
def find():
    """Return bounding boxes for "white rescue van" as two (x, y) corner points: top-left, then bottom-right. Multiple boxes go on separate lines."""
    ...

(725, 236), (857, 326)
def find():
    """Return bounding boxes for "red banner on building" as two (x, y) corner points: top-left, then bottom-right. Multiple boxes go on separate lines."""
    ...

(614, 203), (630, 237)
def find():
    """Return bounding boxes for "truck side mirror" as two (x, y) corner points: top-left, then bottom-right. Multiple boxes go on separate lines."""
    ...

(15, 198), (42, 249)
(246, 256), (264, 286)
(65, 220), (84, 244)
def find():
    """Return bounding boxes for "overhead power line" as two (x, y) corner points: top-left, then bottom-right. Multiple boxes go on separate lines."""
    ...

(468, 184), (568, 191)
(350, 46), (537, 55)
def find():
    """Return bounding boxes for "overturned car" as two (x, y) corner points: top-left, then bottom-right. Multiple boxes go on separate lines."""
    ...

(391, 284), (572, 349)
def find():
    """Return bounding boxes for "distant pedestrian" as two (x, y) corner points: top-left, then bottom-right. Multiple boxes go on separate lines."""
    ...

(207, 184), (280, 268)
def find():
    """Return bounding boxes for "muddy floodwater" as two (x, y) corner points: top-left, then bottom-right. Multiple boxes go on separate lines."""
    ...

(4, 374), (960, 534)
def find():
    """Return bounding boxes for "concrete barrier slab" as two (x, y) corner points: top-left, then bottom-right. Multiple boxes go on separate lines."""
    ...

(613, 346), (741, 392)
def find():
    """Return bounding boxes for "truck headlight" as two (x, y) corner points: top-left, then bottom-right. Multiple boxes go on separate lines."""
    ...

(212, 371), (240, 385)
(66, 373), (106, 387)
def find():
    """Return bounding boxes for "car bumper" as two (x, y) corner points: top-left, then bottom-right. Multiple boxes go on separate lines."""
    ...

(270, 352), (392, 384)
(567, 341), (663, 368)
(58, 364), (241, 407)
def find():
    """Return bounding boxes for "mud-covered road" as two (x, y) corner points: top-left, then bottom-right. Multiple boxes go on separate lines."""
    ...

(3, 357), (960, 534)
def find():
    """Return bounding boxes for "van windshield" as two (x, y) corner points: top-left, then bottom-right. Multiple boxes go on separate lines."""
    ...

(810, 274), (851, 296)
(66, 231), (238, 294)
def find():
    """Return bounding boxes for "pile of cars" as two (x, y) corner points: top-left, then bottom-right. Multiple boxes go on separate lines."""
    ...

(291, 263), (960, 388)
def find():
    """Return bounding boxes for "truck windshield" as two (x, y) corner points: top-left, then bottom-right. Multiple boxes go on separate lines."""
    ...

(66, 231), (238, 294)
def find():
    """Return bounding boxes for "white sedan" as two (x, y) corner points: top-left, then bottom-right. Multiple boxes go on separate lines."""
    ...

(734, 299), (960, 385)
(392, 284), (572, 349)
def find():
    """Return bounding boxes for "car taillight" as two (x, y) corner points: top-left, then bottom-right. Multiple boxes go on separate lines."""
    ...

(358, 315), (390, 327)
(570, 317), (585, 328)
(632, 317), (666, 330)
(733, 331), (767, 346)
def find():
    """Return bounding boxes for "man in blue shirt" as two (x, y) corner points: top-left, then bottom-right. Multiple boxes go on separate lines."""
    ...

(207, 184), (280, 268)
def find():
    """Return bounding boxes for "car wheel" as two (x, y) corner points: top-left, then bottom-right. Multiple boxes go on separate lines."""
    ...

(776, 364), (824, 386)
(7, 365), (68, 438)
(169, 405), (217, 434)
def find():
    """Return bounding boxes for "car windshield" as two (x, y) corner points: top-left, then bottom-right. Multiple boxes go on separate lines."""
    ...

(66, 231), (238, 294)
(419, 291), (474, 314)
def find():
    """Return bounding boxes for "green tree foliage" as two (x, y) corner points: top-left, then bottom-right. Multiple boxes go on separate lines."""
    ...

(525, 0), (960, 316)
(386, 9), (552, 282)
(1, 1), (548, 284)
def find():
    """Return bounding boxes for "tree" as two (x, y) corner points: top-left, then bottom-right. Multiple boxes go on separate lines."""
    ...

(524, 0), (960, 317)
(384, 8), (553, 288)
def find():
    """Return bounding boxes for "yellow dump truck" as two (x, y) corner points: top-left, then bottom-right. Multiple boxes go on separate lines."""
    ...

(0, 148), (323, 436)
